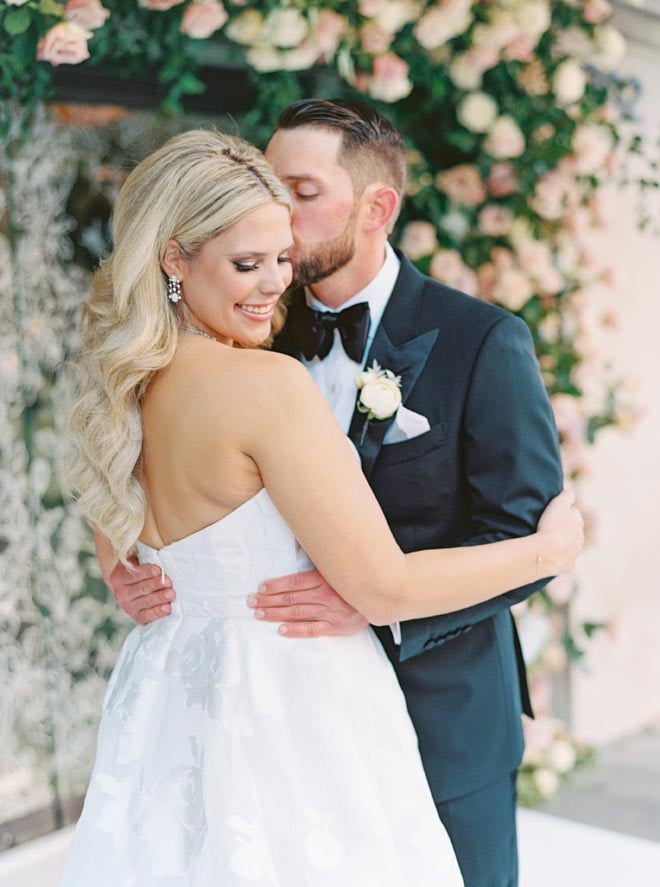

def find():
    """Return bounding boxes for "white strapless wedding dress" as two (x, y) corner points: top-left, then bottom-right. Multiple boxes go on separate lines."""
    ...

(62, 487), (463, 886)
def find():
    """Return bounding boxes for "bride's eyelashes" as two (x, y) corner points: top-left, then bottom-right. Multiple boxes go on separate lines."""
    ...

(232, 256), (292, 273)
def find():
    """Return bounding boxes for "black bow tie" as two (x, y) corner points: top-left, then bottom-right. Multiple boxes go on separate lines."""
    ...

(290, 301), (371, 363)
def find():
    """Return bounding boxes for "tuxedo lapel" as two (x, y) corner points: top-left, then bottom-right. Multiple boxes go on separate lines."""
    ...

(348, 254), (439, 479)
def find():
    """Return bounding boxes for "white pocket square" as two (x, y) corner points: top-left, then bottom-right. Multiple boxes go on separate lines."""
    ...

(383, 405), (431, 445)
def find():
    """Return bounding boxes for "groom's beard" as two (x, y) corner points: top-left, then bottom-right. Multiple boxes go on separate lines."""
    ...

(292, 205), (359, 288)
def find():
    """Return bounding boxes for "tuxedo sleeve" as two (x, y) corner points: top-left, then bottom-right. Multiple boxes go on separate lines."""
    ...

(398, 313), (563, 664)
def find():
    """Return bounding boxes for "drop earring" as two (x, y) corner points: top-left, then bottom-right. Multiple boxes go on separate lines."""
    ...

(167, 275), (182, 303)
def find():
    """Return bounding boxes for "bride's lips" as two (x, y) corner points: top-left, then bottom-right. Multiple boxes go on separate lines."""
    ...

(235, 302), (277, 322)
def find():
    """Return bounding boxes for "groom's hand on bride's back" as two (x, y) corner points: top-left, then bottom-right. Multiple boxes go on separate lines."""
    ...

(107, 557), (175, 625)
(247, 570), (368, 638)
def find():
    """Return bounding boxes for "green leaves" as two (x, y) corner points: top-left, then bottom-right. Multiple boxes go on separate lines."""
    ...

(3, 8), (31, 36)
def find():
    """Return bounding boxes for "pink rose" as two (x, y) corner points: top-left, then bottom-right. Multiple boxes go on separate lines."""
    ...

(551, 393), (586, 442)
(429, 249), (478, 295)
(313, 9), (347, 57)
(572, 125), (614, 175)
(36, 22), (92, 66)
(583, 0), (612, 24)
(464, 44), (499, 74)
(478, 204), (514, 237)
(398, 221), (438, 260)
(436, 164), (486, 206)
(180, 0), (227, 38)
(516, 238), (553, 275)
(546, 574), (573, 606)
(64, 0), (109, 30)
(139, 0), (185, 10)
(530, 170), (568, 221)
(368, 52), (412, 102)
(503, 31), (536, 62)
(487, 162), (518, 197)
(491, 246), (514, 272)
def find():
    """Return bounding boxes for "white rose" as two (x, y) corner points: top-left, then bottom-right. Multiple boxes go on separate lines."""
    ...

(359, 379), (402, 419)
(413, 0), (473, 50)
(266, 7), (309, 49)
(449, 54), (482, 90)
(484, 115), (526, 159)
(457, 92), (498, 133)
(372, 0), (419, 35)
(246, 44), (282, 72)
(534, 767), (560, 799)
(281, 42), (319, 71)
(592, 24), (626, 67)
(225, 8), (264, 44)
(514, 0), (550, 38)
(355, 366), (382, 389)
(548, 740), (577, 774)
(553, 59), (586, 105)
(5, 0), (30, 4)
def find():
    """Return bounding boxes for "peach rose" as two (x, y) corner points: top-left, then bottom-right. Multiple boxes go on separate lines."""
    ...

(64, 0), (109, 30)
(359, 21), (393, 54)
(36, 22), (92, 66)
(139, 0), (185, 10)
(413, 0), (473, 50)
(368, 52), (412, 102)
(180, 0), (228, 39)
(225, 8), (264, 43)
(484, 116), (525, 159)
(492, 268), (533, 311)
(429, 249), (477, 295)
(478, 204), (514, 237)
(435, 164), (486, 206)
(399, 221), (438, 260)
(487, 162), (518, 197)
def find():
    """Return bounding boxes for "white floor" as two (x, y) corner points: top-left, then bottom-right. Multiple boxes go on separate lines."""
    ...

(1, 810), (659, 886)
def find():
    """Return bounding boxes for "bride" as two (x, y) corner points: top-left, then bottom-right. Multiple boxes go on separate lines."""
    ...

(63, 129), (583, 886)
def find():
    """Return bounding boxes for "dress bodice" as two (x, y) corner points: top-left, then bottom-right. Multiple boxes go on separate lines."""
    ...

(136, 488), (313, 621)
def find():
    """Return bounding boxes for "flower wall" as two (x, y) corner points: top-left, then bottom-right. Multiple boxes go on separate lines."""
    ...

(0, 0), (647, 822)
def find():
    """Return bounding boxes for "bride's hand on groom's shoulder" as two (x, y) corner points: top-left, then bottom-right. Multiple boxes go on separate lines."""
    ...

(247, 570), (369, 639)
(108, 558), (175, 625)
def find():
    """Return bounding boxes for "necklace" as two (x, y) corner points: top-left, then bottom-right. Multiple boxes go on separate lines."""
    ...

(180, 324), (217, 342)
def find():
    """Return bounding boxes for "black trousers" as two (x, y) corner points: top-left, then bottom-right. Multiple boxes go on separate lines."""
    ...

(435, 771), (518, 887)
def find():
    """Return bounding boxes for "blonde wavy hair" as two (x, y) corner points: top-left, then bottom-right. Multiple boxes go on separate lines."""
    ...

(68, 129), (292, 566)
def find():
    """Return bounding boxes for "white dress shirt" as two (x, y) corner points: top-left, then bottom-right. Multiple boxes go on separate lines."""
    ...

(302, 242), (402, 644)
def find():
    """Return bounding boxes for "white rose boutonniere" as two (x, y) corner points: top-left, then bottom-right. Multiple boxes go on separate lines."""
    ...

(355, 360), (402, 444)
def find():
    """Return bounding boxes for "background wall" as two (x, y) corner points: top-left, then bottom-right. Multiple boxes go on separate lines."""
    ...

(571, 9), (660, 744)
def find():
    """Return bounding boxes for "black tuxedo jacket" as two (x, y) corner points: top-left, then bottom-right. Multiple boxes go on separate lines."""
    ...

(273, 252), (563, 801)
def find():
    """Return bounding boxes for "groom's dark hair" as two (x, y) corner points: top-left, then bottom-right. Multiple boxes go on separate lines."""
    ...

(276, 98), (407, 201)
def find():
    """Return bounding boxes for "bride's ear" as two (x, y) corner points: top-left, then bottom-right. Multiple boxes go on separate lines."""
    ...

(161, 238), (186, 280)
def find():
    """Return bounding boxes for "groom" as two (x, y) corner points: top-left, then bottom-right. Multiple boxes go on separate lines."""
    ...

(106, 100), (562, 887)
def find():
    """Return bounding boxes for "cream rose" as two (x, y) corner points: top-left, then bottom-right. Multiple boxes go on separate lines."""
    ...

(138, 0), (185, 10)
(358, 378), (402, 420)
(553, 59), (586, 105)
(534, 767), (560, 799)
(36, 22), (92, 66)
(225, 8), (264, 44)
(399, 221), (438, 260)
(484, 116), (525, 159)
(64, 0), (109, 29)
(180, 0), (228, 39)
(592, 24), (626, 68)
(266, 7), (309, 49)
(492, 268), (533, 311)
(448, 54), (482, 90)
(457, 91), (498, 133)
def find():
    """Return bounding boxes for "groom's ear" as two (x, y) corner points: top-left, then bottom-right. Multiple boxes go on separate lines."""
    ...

(361, 183), (400, 234)
(161, 238), (187, 279)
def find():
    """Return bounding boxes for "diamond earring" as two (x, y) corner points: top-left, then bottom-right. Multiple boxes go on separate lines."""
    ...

(167, 275), (182, 303)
